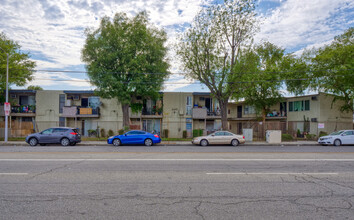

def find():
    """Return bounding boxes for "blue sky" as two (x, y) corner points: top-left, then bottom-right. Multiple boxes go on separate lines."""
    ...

(0, 0), (353, 92)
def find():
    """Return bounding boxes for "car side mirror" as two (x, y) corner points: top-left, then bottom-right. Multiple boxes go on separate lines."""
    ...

(211, 134), (215, 137)
(124, 134), (127, 136)
(341, 134), (346, 136)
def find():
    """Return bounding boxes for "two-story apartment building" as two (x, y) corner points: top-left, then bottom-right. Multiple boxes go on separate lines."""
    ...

(1, 90), (352, 139)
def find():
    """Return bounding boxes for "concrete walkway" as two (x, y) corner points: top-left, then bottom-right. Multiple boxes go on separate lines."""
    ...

(0, 140), (319, 146)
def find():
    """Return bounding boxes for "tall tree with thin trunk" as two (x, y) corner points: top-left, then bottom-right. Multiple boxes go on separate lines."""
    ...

(82, 12), (169, 128)
(177, 0), (258, 130)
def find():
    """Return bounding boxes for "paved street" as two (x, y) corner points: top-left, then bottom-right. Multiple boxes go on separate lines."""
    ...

(1, 145), (354, 219)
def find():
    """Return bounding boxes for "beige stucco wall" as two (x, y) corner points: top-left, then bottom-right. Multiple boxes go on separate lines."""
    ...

(35, 90), (63, 131)
(162, 92), (193, 138)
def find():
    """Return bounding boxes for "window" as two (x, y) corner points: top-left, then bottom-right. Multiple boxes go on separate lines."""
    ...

(186, 96), (192, 115)
(289, 100), (309, 112)
(304, 100), (310, 111)
(59, 117), (65, 127)
(59, 94), (65, 113)
(42, 128), (54, 134)
(54, 128), (68, 133)
(244, 105), (256, 115)
(289, 102), (293, 112)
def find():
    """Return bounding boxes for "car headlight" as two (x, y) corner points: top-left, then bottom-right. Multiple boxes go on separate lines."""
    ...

(108, 136), (114, 139)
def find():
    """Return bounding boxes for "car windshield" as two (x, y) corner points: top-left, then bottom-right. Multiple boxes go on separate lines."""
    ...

(329, 131), (344, 136)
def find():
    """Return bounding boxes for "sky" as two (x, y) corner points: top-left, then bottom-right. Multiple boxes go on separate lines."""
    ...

(0, 0), (353, 92)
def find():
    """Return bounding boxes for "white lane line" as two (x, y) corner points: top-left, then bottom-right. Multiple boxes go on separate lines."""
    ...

(0, 159), (354, 162)
(206, 173), (339, 175)
(0, 173), (28, 175)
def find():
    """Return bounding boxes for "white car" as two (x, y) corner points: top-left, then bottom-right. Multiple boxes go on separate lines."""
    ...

(318, 130), (354, 146)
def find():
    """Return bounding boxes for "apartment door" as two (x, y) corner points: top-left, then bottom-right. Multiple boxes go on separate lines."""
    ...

(205, 98), (212, 113)
(237, 106), (242, 118)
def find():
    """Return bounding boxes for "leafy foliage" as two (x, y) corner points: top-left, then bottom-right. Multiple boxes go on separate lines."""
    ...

(0, 32), (36, 91)
(27, 85), (43, 90)
(232, 42), (285, 121)
(82, 12), (169, 126)
(177, 0), (258, 130)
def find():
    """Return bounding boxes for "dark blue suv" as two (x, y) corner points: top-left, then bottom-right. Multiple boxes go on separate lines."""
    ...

(26, 127), (81, 146)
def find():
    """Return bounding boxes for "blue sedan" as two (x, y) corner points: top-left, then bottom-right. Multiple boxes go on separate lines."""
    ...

(107, 130), (161, 146)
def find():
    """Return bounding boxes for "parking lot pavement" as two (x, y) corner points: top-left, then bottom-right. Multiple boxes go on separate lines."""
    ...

(0, 140), (319, 146)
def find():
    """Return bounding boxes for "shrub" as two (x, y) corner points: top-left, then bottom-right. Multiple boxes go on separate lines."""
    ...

(118, 129), (125, 135)
(319, 131), (328, 137)
(88, 129), (97, 137)
(182, 130), (187, 139)
(282, 134), (293, 142)
(163, 129), (169, 138)
(306, 134), (317, 140)
(108, 129), (114, 137)
(193, 129), (203, 137)
(100, 128), (106, 138)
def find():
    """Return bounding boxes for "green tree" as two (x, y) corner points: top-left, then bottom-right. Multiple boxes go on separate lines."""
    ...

(177, 0), (258, 130)
(0, 32), (36, 93)
(27, 85), (43, 90)
(311, 28), (354, 112)
(233, 42), (285, 123)
(82, 12), (169, 127)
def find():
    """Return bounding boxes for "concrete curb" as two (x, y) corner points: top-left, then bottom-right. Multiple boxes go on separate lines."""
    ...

(0, 141), (320, 147)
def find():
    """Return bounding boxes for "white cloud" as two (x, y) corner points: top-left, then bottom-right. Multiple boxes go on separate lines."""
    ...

(1, 0), (353, 91)
(256, 0), (353, 52)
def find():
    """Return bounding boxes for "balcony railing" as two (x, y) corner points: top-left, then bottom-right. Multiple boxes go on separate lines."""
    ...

(11, 105), (36, 113)
(62, 106), (100, 117)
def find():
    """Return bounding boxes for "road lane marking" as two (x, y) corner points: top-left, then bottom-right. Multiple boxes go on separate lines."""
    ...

(0, 159), (354, 161)
(0, 173), (28, 175)
(206, 172), (339, 175)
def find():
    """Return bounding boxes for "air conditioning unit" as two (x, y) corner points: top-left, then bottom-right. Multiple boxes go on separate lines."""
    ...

(73, 95), (80, 100)
(311, 96), (318, 101)
(311, 118), (318, 122)
(66, 100), (72, 106)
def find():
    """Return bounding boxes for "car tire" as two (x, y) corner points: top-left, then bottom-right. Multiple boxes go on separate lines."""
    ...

(29, 138), (38, 146)
(61, 138), (70, 146)
(144, 138), (153, 146)
(113, 139), (121, 146)
(333, 139), (341, 147)
(70, 142), (76, 146)
(200, 139), (208, 146)
(231, 139), (239, 146)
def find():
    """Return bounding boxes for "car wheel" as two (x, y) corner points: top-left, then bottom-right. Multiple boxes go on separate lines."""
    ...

(40, 144), (46, 146)
(200, 139), (208, 146)
(61, 138), (70, 146)
(29, 138), (38, 146)
(144, 138), (153, 146)
(70, 142), (76, 146)
(113, 139), (121, 146)
(231, 139), (239, 146)
(333, 139), (341, 147)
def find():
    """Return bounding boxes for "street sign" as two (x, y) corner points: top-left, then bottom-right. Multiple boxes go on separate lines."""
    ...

(4, 102), (10, 116)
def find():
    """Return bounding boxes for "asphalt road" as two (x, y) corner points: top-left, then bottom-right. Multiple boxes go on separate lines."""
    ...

(0, 145), (354, 219)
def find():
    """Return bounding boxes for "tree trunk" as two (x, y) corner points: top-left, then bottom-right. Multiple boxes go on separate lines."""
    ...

(219, 99), (229, 131)
(122, 103), (130, 129)
(262, 107), (266, 124)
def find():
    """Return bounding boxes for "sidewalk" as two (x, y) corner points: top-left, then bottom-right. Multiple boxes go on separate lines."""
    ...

(0, 140), (319, 146)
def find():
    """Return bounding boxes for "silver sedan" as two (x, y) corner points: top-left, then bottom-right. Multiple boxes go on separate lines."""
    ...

(192, 131), (245, 146)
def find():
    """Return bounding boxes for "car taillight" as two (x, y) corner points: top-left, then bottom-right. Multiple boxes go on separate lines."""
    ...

(243, 136), (245, 139)
(154, 134), (159, 138)
(70, 132), (78, 135)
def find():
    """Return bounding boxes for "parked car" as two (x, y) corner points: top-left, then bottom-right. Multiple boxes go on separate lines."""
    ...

(192, 131), (245, 146)
(26, 127), (81, 146)
(318, 130), (354, 146)
(107, 130), (161, 146)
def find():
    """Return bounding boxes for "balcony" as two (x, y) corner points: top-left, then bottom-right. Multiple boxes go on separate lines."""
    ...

(62, 106), (100, 118)
(0, 105), (36, 117)
(192, 108), (221, 119)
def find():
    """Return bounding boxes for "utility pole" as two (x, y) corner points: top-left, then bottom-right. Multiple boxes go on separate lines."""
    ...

(0, 47), (9, 142)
